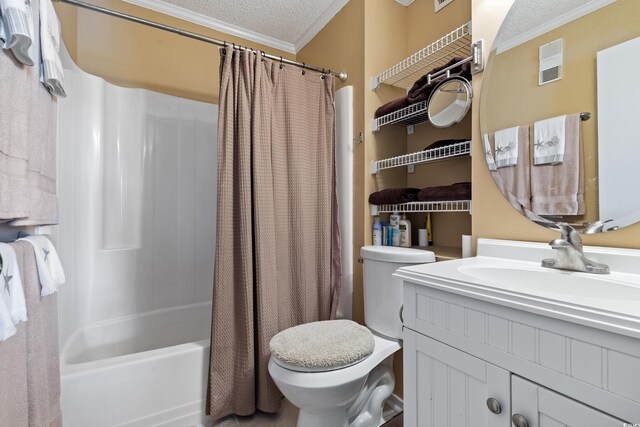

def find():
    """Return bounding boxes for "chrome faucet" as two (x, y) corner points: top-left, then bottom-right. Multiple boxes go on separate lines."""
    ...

(541, 223), (610, 274)
(583, 219), (613, 234)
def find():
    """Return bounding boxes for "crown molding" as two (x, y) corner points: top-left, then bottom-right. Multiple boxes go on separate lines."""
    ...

(294, 0), (350, 52)
(122, 0), (297, 54)
(496, 0), (616, 54)
(394, 0), (416, 6)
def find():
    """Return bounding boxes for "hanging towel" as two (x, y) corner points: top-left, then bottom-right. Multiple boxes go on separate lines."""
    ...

(0, 0), (35, 65)
(494, 126), (519, 168)
(531, 114), (584, 215)
(17, 235), (64, 296)
(483, 134), (497, 171)
(492, 125), (532, 215)
(0, 243), (27, 324)
(533, 115), (566, 165)
(0, 296), (16, 341)
(38, 0), (65, 97)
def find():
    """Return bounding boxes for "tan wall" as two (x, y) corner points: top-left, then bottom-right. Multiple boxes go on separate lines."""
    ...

(481, 0), (640, 225)
(472, 0), (640, 249)
(54, 0), (294, 104)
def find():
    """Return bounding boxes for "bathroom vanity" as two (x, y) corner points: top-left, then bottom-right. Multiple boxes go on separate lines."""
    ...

(396, 239), (640, 426)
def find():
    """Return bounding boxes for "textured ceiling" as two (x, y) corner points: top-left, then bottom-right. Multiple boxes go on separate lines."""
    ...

(138, 0), (349, 52)
(494, 0), (615, 52)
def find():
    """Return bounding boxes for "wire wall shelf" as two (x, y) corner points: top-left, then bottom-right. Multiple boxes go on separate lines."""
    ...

(370, 200), (471, 215)
(372, 101), (430, 133)
(371, 22), (483, 91)
(371, 141), (470, 174)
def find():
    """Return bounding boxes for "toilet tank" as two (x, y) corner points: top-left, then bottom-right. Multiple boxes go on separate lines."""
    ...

(361, 246), (435, 339)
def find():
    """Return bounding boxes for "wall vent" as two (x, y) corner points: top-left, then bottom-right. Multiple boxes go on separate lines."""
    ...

(539, 39), (563, 85)
(434, 0), (454, 13)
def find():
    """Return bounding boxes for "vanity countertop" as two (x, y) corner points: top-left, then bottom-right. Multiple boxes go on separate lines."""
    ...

(394, 238), (640, 340)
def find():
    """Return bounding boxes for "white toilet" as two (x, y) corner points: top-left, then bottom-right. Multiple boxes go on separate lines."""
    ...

(268, 246), (435, 427)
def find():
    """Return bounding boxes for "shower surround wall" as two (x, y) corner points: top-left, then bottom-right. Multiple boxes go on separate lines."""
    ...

(54, 51), (217, 426)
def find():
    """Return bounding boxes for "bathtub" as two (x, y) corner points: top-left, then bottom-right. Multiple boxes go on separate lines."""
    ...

(60, 301), (213, 427)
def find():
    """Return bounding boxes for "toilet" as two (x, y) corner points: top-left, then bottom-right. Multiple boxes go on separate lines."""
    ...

(268, 246), (435, 427)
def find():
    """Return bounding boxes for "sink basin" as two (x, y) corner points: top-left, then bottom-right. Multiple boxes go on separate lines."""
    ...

(457, 264), (640, 304)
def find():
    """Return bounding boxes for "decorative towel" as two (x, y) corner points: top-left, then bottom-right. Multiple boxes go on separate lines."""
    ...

(368, 188), (420, 205)
(0, 0), (36, 65)
(0, 243), (27, 324)
(0, 296), (16, 341)
(490, 126), (532, 215)
(494, 126), (519, 168)
(531, 114), (584, 215)
(38, 0), (65, 97)
(418, 182), (471, 202)
(17, 235), (64, 296)
(534, 115), (566, 165)
(483, 134), (497, 171)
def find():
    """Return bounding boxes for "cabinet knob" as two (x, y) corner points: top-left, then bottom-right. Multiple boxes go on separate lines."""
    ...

(486, 398), (501, 414)
(512, 414), (529, 427)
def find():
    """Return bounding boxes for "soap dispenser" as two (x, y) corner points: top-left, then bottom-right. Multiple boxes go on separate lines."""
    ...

(399, 214), (412, 248)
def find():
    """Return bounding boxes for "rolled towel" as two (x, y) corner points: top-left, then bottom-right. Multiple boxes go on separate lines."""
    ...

(369, 188), (421, 205)
(17, 235), (65, 296)
(418, 182), (471, 202)
(0, 0), (36, 65)
(407, 58), (471, 104)
(374, 96), (410, 118)
(0, 243), (27, 324)
(39, 0), (66, 97)
(494, 126), (519, 168)
(533, 115), (566, 165)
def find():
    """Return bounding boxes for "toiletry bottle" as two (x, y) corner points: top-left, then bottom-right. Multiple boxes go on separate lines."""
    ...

(399, 214), (412, 247)
(390, 211), (401, 247)
(373, 216), (382, 246)
(426, 212), (433, 246)
(382, 221), (389, 246)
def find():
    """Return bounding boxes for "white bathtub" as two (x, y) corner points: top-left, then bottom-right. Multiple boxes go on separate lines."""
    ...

(60, 301), (213, 427)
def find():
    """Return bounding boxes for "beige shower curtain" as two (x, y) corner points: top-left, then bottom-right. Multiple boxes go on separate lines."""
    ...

(206, 48), (341, 420)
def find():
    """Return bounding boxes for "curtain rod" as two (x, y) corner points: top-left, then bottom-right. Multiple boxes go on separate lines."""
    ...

(54, 0), (348, 82)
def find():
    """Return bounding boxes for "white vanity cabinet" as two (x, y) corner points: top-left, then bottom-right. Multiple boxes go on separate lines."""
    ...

(398, 240), (640, 427)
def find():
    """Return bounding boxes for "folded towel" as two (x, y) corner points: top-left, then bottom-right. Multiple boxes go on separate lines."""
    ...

(531, 114), (584, 215)
(374, 96), (410, 119)
(0, 296), (16, 341)
(483, 134), (497, 171)
(39, 0), (65, 97)
(0, 0), (35, 65)
(0, 243), (27, 324)
(490, 126), (532, 214)
(533, 115), (565, 165)
(418, 182), (471, 202)
(423, 138), (470, 151)
(17, 235), (64, 296)
(494, 126), (519, 168)
(368, 188), (420, 205)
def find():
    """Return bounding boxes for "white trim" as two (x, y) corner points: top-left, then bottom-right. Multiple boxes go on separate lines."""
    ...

(121, 0), (297, 54)
(496, 0), (616, 54)
(293, 0), (350, 52)
(386, 393), (404, 413)
(394, 0), (416, 6)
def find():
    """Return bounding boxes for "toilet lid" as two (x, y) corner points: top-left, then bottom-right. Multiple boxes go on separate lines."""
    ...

(269, 320), (375, 372)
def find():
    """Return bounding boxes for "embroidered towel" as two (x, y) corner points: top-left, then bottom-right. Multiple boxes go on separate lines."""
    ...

(0, 296), (16, 341)
(0, 0), (36, 65)
(531, 114), (584, 215)
(534, 115), (566, 165)
(492, 126), (532, 215)
(0, 243), (27, 324)
(39, 0), (65, 97)
(17, 235), (64, 296)
(483, 134), (497, 171)
(494, 126), (519, 168)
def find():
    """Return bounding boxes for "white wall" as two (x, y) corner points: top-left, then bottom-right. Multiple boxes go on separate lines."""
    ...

(55, 51), (217, 347)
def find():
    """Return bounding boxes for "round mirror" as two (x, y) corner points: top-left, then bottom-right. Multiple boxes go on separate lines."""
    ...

(428, 77), (472, 128)
(480, 0), (640, 233)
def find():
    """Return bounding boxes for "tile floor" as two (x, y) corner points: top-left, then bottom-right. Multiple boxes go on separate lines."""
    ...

(207, 399), (401, 427)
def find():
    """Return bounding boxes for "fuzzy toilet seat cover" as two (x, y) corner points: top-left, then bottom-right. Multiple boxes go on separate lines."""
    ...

(269, 319), (375, 372)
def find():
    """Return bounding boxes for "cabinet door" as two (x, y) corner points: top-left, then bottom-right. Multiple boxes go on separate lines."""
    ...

(404, 328), (511, 427)
(511, 376), (628, 427)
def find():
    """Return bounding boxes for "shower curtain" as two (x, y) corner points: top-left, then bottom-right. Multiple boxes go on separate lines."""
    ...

(207, 49), (341, 420)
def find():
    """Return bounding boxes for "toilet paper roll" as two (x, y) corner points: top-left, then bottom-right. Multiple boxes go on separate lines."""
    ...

(418, 228), (428, 247)
(462, 234), (472, 258)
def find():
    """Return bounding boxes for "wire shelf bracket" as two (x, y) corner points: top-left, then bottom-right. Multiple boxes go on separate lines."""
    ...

(370, 22), (483, 91)
(371, 141), (470, 174)
(370, 200), (472, 216)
